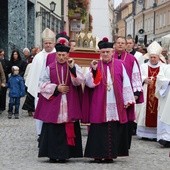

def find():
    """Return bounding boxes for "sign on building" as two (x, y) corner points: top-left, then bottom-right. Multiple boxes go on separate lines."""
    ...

(70, 20), (81, 32)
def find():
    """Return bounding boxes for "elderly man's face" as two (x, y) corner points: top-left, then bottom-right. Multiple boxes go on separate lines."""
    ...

(149, 54), (159, 65)
(56, 52), (69, 64)
(100, 48), (113, 63)
(23, 50), (30, 58)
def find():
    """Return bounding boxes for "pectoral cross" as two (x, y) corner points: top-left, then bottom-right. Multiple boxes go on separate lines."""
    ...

(150, 76), (155, 81)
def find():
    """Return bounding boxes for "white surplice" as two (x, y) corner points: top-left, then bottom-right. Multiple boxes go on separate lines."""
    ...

(134, 51), (145, 66)
(155, 64), (170, 141)
(136, 61), (166, 139)
(25, 48), (56, 135)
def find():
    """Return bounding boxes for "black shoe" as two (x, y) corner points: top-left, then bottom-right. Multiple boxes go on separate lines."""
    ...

(8, 112), (12, 119)
(141, 137), (157, 141)
(90, 159), (103, 163)
(159, 139), (170, 148)
(49, 158), (57, 163)
(103, 159), (114, 163)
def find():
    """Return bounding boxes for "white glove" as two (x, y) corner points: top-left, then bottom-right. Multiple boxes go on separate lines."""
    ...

(67, 58), (75, 68)
(91, 60), (98, 70)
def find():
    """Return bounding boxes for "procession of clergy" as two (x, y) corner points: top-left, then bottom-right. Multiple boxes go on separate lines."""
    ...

(25, 27), (170, 163)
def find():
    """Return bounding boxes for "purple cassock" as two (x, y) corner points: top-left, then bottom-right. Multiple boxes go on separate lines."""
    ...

(113, 51), (144, 121)
(46, 52), (83, 107)
(46, 52), (56, 66)
(82, 58), (130, 124)
(34, 62), (82, 123)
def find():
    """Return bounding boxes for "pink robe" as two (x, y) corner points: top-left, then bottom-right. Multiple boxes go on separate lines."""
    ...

(113, 51), (143, 121)
(34, 62), (83, 123)
(82, 58), (135, 124)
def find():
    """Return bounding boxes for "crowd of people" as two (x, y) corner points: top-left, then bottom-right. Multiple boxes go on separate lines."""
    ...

(0, 27), (170, 164)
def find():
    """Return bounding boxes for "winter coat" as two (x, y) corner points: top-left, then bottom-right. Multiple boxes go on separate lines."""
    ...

(7, 74), (25, 97)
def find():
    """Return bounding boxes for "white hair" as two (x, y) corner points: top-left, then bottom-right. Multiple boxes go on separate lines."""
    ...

(12, 66), (19, 70)
(23, 48), (30, 53)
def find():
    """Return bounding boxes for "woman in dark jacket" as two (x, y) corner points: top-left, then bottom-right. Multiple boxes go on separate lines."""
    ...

(9, 49), (27, 77)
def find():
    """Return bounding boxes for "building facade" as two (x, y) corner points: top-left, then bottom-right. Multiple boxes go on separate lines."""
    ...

(0, 0), (35, 57)
(0, 0), (69, 57)
(35, 0), (62, 47)
(114, 0), (170, 46)
(115, 1), (133, 38)
(90, 0), (114, 41)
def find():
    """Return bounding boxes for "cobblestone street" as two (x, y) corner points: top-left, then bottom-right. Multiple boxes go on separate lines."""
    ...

(0, 98), (170, 170)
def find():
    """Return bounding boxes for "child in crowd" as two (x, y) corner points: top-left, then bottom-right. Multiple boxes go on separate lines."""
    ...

(7, 66), (25, 119)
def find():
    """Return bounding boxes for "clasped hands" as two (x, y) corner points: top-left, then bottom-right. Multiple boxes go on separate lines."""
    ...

(58, 84), (69, 94)
(57, 58), (75, 94)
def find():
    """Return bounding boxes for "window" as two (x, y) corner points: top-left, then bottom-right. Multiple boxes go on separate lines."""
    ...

(51, 15), (56, 32)
(41, 7), (62, 33)
(46, 13), (50, 28)
(41, 8), (46, 31)
(159, 14), (163, 28)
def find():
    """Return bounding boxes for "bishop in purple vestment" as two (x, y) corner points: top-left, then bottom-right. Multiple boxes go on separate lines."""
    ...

(83, 37), (135, 163)
(34, 39), (85, 163)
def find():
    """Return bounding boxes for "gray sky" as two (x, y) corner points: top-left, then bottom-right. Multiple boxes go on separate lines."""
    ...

(114, 0), (122, 7)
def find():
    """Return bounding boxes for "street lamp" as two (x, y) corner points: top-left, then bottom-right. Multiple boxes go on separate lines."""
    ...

(50, 1), (56, 12)
(36, 1), (56, 17)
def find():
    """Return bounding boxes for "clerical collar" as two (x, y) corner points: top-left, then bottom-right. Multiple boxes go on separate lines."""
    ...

(148, 61), (161, 68)
(152, 63), (158, 66)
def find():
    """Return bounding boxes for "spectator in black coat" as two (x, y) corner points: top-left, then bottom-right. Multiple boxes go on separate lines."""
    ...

(9, 49), (27, 77)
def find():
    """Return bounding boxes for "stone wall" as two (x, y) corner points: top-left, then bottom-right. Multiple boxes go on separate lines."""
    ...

(8, 0), (27, 57)
(0, 0), (8, 58)
(8, 0), (35, 58)
(27, 1), (35, 49)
